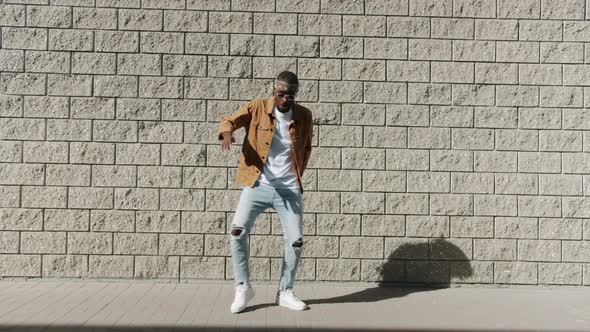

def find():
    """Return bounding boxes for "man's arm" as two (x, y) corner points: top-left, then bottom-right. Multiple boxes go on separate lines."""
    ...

(218, 101), (252, 139)
(300, 112), (313, 174)
(218, 101), (253, 150)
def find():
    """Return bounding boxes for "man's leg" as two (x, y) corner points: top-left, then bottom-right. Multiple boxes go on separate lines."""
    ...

(230, 183), (272, 287)
(272, 187), (304, 291)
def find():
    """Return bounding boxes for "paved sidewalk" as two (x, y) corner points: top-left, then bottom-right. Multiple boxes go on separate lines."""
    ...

(0, 280), (588, 331)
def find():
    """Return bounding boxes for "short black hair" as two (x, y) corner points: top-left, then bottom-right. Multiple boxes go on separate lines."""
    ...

(276, 71), (298, 86)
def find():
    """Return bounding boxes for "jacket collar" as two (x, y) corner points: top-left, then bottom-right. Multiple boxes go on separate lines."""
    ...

(264, 97), (302, 122)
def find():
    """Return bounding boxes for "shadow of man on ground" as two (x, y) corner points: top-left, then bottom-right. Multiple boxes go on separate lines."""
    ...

(244, 238), (472, 312)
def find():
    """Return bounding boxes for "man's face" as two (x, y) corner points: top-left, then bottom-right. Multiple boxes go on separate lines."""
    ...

(273, 80), (297, 111)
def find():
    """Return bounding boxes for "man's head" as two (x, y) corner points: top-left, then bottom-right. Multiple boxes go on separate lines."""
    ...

(273, 71), (299, 112)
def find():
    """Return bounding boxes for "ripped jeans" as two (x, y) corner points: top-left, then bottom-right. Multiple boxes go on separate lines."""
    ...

(230, 181), (303, 291)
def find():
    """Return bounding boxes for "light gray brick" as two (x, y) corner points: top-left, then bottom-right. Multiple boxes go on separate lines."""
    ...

(474, 194), (517, 216)
(185, 78), (228, 99)
(539, 262), (582, 285)
(365, 38), (407, 60)
(451, 84), (495, 106)
(88, 255), (133, 278)
(298, 14), (341, 36)
(276, 0), (320, 12)
(540, 218), (582, 240)
(0, 95), (23, 117)
(343, 15), (386, 37)
(252, 13), (296, 35)
(409, 39), (451, 61)
(0, 4), (26, 27)
(136, 211), (180, 233)
(117, 54), (161, 76)
(135, 256), (179, 278)
(495, 262), (537, 284)
(541, 0), (584, 19)
(187, 0), (230, 10)
(93, 120), (136, 143)
(22, 186), (66, 208)
(319, 81), (362, 102)
(0, 141), (21, 163)
(320, 37), (363, 58)
(519, 152), (561, 173)
(540, 130), (582, 152)
(160, 189), (204, 211)
(364, 127), (406, 148)
(303, 192), (341, 214)
(23, 141), (67, 163)
(432, 18), (473, 39)
(116, 99), (159, 121)
(430, 150), (473, 172)
(139, 121), (183, 143)
(452, 172), (493, 194)
(118, 9), (162, 30)
(94, 75), (138, 97)
(495, 173), (538, 195)
(140, 32), (184, 54)
(163, 55), (206, 77)
(95, 31), (139, 52)
(387, 105), (429, 127)
(498, 0), (539, 18)
(452, 128), (494, 150)
(431, 106), (472, 127)
(387, 60), (428, 82)
(0, 73), (46, 95)
(139, 77), (183, 99)
(474, 239), (516, 260)
(475, 19), (517, 40)
(160, 234), (203, 255)
(539, 174), (582, 196)
(208, 56), (251, 78)
(2, 27), (47, 50)
(475, 63), (517, 84)
(431, 194), (473, 216)
(453, 0), (496, 18)
(70, 142), (114, 164)
(406, 215), (449, 237)
(563, 197), (590, 218)
(518, 196), (562, 218)
(48, 29), (93, 52)
(114, 233), (157, 255)
(0, 255), (40, 277)
(451, 216), (493, 238)
(361, 215), (405, 236)
(164, 10), (207, 32)
(453, 40), (495, 62)
(519, 20), (563, 41)
(496, 129), (538, 151)
(386, 149), (428, 171)
(0, 186), (20, 208)
(317, 170), (361, 191)
(162, 99), (205, 122)
(387, 17), (429, 38)
(386, 193), (429, 214)
(209, 11), (252, 33)
(68, 232), (112, 254)
(69, 187), (113, 209)
(0, 163), (44, 185)
(343, 60), (386, 81)
(342, 192), (384, 214)
(90, 210), (134, 232)
(182, 211), (224, 233)
(541, 42), (583, 63)
(44, 209), (89, 231)
(253, 57), (296, 79)
(497, 41), (539, 63)
(474, 106), (517, 128)
(92, 165), (136, 187)
(519, 239), (561, 262)
(409, 83), (452, 105)
(25, 51), (69, 74)
(0, 208), (43, 231)
(181, 256), (224, 279)
(540, 86), (583, 108)
(407, 171), (449, 193)
(186, 33), (229, 55)
(73, 7), (117, 29)
(114, 188), (158, 210)
(275, 36), (319, 57)
(364, 82), (406, 104)
(21, 231), (66, 254)
(340, 236), (383, 259)
(431, 61), (473, 83)
(46, 164), (89, 186)
(342, 147), (385, 169)
(0, 232), (18, 253)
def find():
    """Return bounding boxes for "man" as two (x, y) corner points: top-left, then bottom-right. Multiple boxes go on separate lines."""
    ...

(218, 71), (314, 314)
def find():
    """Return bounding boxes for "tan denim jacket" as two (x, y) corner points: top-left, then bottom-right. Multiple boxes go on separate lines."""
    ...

(218, 97), (313, 193)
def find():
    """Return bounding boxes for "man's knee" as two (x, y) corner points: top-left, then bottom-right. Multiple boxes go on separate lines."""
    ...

(292, 237), (303, 248)
(230, 226), (244, 237)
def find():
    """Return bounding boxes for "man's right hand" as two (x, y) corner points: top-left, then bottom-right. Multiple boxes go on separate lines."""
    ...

(221, 131), (235, 151)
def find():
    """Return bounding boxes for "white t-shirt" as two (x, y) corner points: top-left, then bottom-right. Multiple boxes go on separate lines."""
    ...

(258, 107), (298, 188)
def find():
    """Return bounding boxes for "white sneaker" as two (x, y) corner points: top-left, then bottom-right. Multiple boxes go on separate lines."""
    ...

(230, 283), (254, 314)
(276, 288), (307, 310)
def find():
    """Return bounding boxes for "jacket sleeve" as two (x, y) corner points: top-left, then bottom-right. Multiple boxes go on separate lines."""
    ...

(217, 101), (253, 140)
(300, 112), (313, 174)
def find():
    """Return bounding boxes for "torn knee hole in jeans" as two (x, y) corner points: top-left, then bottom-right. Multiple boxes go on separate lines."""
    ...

(230, 226), (244, 236)
(292, 238), (303, 248)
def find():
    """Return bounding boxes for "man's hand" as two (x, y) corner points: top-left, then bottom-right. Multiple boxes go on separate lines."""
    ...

(221, 131), (235, 151)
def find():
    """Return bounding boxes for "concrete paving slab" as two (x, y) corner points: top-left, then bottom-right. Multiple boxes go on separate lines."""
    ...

(0, 280), (588, 332)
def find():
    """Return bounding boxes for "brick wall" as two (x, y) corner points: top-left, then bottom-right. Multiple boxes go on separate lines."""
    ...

(0, 0), (589, 286)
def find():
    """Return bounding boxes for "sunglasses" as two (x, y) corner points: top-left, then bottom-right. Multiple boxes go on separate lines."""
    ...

(276, 92), (296, 101)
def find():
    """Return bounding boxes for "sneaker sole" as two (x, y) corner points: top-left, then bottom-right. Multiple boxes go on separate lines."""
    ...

(230, 289), (255, 314)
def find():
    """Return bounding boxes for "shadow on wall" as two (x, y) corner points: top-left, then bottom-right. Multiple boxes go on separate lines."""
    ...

(303, 238), (473, 306)
(240, 238), (473, 312)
